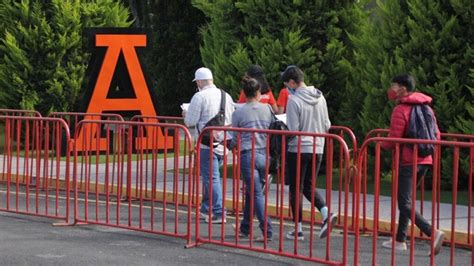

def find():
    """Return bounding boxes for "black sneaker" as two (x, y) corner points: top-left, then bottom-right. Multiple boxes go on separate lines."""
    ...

(319, 213), (337, 238)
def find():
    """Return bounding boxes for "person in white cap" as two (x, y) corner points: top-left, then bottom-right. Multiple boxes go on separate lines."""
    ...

(183, 67), (234, 224)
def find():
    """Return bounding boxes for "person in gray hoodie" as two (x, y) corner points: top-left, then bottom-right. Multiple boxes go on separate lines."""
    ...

(281, 65), (337, 240)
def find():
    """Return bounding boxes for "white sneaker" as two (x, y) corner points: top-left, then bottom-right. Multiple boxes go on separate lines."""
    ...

(382, 239), (407, 251)
(285, 230), (304, 240)
(319, 213), (338, 238)
(430, 230), (445, 255)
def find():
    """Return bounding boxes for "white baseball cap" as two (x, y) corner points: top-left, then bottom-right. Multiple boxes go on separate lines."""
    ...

(192, 67), (213, 81)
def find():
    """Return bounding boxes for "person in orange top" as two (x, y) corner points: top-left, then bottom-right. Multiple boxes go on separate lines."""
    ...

(276, 87), (289, 114)
(238, 65), (279, 113)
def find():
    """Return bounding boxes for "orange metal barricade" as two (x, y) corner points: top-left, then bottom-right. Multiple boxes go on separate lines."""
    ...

(355, 137), (474, 266)
(0, 116), (71, 223)
(188, 126), (354, 265)
(0, 109), (42, 117)
(362, 129), (474, 248)
(73, 120), (194, 242)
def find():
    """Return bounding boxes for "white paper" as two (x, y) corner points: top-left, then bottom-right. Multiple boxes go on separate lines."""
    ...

(275, 114), (287, 124)
(180, 103), (190, 111)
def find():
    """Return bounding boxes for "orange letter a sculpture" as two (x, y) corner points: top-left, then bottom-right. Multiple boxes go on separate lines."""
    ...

(77, 29), (172, 151)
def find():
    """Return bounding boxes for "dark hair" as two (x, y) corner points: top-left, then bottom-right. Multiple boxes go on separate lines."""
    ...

(281, 65), (304, 83)
(247, 65), (270, 94)
(391, 74), (416, 91)
(241, 76), (260, 98)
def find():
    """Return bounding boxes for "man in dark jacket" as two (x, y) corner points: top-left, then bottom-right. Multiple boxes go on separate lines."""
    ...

(381, 74), (445, 255)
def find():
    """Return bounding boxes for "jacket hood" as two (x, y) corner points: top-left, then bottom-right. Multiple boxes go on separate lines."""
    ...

(294, 86), (322, 105)
(399, 92), (432, 105)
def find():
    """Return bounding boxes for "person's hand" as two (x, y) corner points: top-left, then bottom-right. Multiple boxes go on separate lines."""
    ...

(181, 110), (187, 117)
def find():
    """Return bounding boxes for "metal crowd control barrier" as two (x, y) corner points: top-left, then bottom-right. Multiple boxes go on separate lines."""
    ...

(355, 137), (474, 266)
(329, 126), (358, 229)
(73, 120), (194, 242)
(188, 126), (354, 265)
(0, 109), (42, 117)
(0, 116), (71, 223)
(362, 129), (474, 249)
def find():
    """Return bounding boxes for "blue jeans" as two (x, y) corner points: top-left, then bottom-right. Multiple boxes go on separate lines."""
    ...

(199, 148), (224, 217)
(240, 149), (272, 238)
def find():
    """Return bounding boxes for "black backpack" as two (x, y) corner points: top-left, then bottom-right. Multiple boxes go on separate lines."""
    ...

(200, 89), (226, 147)
(407, 104), (438, 157)
(268, 112), (293, 175)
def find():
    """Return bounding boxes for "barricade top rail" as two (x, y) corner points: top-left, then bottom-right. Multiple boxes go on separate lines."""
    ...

(74, 119), (194, 149)
(0, 109), (42, 117)
(49, 112), (124, 121)
(329, 125), (358, 155)
(130, 115), (184, 121)
(0, 115), (71, 140)
(365, 128), (474, 141)
(359, 136), (474, 152)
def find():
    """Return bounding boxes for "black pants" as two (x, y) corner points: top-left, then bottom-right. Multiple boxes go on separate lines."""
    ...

(396, 165), (432, 242)
(287, 152), (326, 222)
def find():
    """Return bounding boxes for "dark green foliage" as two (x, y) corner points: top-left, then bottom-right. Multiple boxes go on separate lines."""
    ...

(347, 0), (473, 188)
(0, 0), (132, 114)
(127, 0), (206, 116)
(192, 0), (365, 123)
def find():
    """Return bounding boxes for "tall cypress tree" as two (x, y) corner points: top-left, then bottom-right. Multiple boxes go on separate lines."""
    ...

(348, 0), (473, 187)
(0, 0), (132, 114)
(192, 0), (365, 123)
(131, 0), (206, 116)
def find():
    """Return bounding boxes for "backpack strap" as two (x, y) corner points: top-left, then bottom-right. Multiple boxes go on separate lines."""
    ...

(219, 89), (226, 115)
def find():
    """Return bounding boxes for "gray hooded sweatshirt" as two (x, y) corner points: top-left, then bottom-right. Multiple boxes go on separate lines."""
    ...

(286, 86), (331, 154)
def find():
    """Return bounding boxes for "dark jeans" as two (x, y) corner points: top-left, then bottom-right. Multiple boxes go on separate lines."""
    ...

(396, 165), (432, 242)
(287, 152), (326, 223)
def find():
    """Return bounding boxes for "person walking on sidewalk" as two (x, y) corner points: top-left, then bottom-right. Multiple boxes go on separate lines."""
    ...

(183, 67), (234, 224)
(281, 65), (337, 240)
(229, 76), (274, 242)
(381, 74), (445, 254)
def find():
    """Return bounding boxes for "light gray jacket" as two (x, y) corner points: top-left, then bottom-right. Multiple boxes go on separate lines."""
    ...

(286, 86), (331, 154)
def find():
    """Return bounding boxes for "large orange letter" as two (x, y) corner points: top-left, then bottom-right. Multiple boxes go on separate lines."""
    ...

(77, 29), (172, 151)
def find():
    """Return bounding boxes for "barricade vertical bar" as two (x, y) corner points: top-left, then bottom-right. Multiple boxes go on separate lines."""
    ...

(391, 146), (401, 265)
(409, 146), (418, 266)
(372, 142), (381, 265)
(450, 147), (460, 266)
(309, 137), (316, 258)
(220, 131), (228, 242)
(325, 138), (334, 261)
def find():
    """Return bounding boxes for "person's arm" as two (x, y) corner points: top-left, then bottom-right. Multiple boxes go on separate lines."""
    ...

(184, 94), (202, 128)
(322, 97), (331, 132)
(267, 91), (279, 113)
(381, 107), (406, 150)
(286, 99), (299, 131)
(228, 110), (240, 149)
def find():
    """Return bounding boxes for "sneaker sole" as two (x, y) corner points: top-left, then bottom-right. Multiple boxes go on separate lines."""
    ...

(319, 214), (338, 238)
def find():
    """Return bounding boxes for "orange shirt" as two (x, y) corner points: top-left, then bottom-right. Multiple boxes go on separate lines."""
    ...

(276, 87), (289, 112)
(238, 90), (276, 105)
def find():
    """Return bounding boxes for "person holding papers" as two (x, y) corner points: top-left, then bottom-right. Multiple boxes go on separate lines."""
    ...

(281, 65), (336, 240)
(237, 65), (279, 113)
(183, 67), (234, 224)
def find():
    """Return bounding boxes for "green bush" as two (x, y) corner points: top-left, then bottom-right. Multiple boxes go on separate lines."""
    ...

(0, 0), (132, 115)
